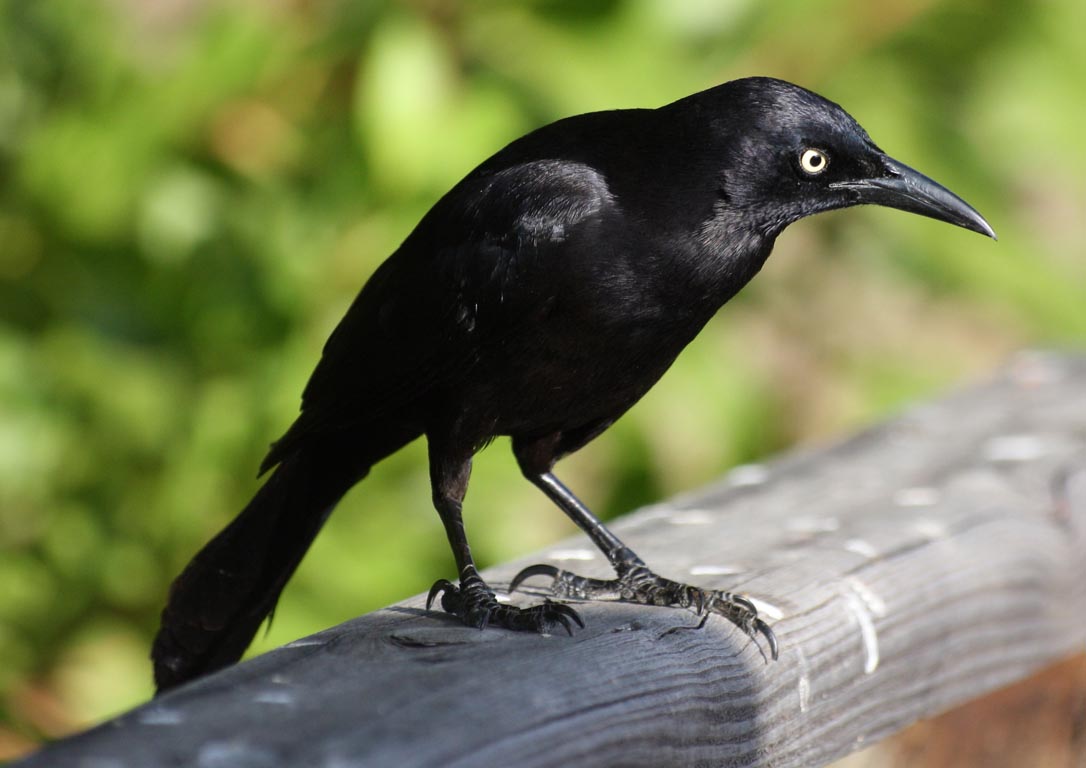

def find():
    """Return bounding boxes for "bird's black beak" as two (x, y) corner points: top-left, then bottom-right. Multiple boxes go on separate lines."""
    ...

(832, 155), (996, 240)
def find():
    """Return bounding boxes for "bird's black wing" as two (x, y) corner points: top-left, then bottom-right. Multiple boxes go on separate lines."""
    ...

(262, 158), (617, 469)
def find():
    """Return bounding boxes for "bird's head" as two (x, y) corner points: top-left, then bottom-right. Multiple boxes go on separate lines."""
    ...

(675, 77), (996, 240)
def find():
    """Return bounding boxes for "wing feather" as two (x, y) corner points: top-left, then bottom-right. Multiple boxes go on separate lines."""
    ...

(261, 159), (614, 469)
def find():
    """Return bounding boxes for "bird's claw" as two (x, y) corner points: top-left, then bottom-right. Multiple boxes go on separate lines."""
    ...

(509, 561), (779, 660)
(426, 578), (456, 611)
(541, 600), (585, 635)
(728, 594), (758, 615)
(752, 617), (779, 661)
(426, 576), (583, 635)
(703, 589), (779, 661)
(510, 563), (622, 600)
(508, 563), (561, 593)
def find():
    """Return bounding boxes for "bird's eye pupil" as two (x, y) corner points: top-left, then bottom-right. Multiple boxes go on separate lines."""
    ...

(799, 148), (830, 176)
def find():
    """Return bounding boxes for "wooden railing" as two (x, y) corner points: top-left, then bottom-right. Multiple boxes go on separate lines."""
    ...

(20, 352), (1086, 768)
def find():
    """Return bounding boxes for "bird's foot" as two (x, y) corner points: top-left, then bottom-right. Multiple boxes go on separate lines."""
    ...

(427, 575), (583, 635)
(510, 560), (777, 660)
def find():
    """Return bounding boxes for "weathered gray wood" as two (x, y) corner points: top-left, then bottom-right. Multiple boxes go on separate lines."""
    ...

(20, 351), (1086, 768)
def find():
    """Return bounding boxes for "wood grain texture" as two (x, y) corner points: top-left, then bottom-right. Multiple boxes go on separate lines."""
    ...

(20, 351), (1086, 768)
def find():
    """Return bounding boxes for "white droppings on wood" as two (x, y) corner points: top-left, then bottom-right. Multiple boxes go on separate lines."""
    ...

(787, 516), (840, 533)
(843, 538), (879, 558)
(670, 510), (714, 525)
(984, 434), (1047, 462)
(844, 590), (881, 675)
(846, 576), (887, 618)
(547, 548), (596, 561)
(285, 638), (326, 648)
(796, 647), (812, 713)
(253, 690), (295, 706)
(893, 486), (941, 507)
(689, 564), (743, 576)
(728, 463), (770, 487)
(913, 517), (949, 540)
(197, 741), (274, 768)
(138, 707), (184, 726)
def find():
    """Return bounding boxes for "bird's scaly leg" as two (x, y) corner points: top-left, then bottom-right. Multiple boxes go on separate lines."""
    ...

(426, 440), (582, 635)
(510, 471), (777, 659)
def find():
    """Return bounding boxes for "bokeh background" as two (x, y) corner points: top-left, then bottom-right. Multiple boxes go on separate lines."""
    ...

(1, 0), (1082, 757)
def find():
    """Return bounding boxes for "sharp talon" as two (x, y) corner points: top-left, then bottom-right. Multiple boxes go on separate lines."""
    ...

(427, 579), (453, 611)
(509, 563), (561, 593)
(552, 613), (574, 636)
(693, 591), (706, 615)
(550, 601), (584, 629)
(754, 618), (779, 661)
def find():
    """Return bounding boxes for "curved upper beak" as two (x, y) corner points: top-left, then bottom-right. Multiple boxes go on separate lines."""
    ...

(831, 155), (997, 240)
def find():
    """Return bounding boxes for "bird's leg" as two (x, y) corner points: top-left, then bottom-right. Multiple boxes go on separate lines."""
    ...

(424, 440), (582, 635)
(511, 469), (777, 659)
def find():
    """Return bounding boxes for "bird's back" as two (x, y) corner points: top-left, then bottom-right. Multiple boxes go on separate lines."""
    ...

(263, 97), (767, 467)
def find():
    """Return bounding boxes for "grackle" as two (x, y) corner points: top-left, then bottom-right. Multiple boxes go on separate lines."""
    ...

(152, 77), (995, 692)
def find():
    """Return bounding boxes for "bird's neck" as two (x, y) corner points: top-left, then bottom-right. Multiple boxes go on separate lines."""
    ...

(688, 208), (777, 310)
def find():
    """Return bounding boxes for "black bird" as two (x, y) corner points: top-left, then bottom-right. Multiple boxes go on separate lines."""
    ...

(152, 77), (995, 692)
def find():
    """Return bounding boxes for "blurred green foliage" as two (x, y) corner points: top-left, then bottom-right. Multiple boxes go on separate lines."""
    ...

(0, 0), (1082, 754)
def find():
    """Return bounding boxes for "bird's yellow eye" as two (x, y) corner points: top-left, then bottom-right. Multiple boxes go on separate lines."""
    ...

(799, 148), (830, 175)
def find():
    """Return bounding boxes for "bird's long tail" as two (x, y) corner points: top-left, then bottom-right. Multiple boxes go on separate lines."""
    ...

(151, 445), (367, 693)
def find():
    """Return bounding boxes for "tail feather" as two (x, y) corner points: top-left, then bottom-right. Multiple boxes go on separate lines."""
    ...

(151, 448), (363, 693)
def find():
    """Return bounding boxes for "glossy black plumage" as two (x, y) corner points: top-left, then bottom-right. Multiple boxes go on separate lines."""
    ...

(152, 77), (993, 692)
